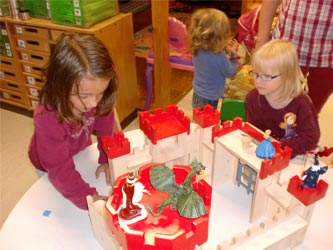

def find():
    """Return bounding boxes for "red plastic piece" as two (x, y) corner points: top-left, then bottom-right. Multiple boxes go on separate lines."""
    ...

(192, 105), (220, 128)
(139, 104), (191, 145)
(317, 146), (333, 157)
(105, 163), (212, 250)
(287, 175), (329, 206)
(212, 117), (292, 179)
(259, 147), (292, 179)
(101, 131), (131, 159)
(211, 117), (244, 141)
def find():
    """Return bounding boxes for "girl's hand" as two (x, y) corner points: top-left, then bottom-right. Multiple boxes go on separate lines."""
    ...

(229, 39), (239, 52)
(227, 39), (242, 68)
(228, 39), (241, 59)
(95, 163), (111, 186)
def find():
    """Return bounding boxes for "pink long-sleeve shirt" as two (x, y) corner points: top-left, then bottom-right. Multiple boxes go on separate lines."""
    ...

(28, 104), (115, 210)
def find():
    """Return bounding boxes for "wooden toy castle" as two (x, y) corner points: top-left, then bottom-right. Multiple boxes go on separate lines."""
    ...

(87, 104), (328, 250)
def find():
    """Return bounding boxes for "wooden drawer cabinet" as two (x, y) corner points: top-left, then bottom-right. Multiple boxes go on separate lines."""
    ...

(0, 20), (28, 108)
(0, 62), (27, 107)
(23, 73), (45, 88)
(0, 88), (26, 107)
(0, 68), (22, 82)
(0, 57), (17, 71)
(15, 35), (51, 53)
(13, 24), (50, 39)
(0, 14), (138, 123)
(0, 78), (23, 92)
(20, 61), (44, 75)
(17, 48), (50, 66)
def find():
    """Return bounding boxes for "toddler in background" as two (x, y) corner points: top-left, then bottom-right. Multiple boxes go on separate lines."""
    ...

(246, 39), (320, 158)
(28, 33), (118, 210)
(189, 8), (241, 110)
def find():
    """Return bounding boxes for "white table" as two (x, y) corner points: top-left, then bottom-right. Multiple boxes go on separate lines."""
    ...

(0, 129), (332, 250)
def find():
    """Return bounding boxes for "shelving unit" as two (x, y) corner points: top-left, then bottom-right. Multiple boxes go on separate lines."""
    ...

(0, 13), (138, 124)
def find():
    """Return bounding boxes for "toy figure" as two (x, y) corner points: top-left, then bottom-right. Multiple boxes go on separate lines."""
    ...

(279, 112), (297, 139)
(301, 156), (328, 189)
(255, 130), (275, 159)
(118, 172), (148, 224)
(147, 159), (207, 218)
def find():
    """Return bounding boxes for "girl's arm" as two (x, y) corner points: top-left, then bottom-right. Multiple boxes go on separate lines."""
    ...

(228, 39), (240, 59)
(34, 112), (97, 210)
(93, 111), (115, 185)
(256, 0), (280, 48)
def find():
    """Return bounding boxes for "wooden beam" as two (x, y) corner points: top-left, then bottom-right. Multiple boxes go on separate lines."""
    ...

(151, 0), (171, 108)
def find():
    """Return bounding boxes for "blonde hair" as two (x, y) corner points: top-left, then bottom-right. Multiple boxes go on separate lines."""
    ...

(189, 8), (231, 55)
(251, 39), (308, 99)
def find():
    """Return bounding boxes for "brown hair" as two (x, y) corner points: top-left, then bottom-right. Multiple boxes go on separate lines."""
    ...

(189, 8), (231, 55)
(40, 33), (118, 126)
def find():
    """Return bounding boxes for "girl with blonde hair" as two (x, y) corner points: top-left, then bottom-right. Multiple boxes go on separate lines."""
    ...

(246, 39), (320, 158)
(189, 8), (241, 109)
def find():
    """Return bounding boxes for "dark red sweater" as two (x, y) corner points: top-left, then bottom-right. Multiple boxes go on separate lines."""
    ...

(28, 104), (115, 209)
(246, 89), (320, 158)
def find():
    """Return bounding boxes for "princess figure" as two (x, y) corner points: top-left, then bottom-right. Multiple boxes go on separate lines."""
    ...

(279, 112), (297, 139)
(256, 130), (276, 159)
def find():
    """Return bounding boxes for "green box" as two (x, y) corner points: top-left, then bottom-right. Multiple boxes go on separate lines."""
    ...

(23, 0), (51, 19)
(49, 0), (118, 28)
(0, 0), (10, 17)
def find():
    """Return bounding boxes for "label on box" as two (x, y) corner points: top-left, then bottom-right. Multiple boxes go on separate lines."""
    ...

(22, 53), (28, 60)
(27, 76), (36, 85)
(31, 99), (39, 107)
(24, 65), (32, 73)
(1, 28), (7, 36)
(76, 18), (82, 25)
(29, 87), (39, 96)
(73, 0), (80, 8)
(74, 9), (81, 17)
(15, 26), (23, 34)
(17, 39), (26, 48)
(6, 49), (12, 57)
(3, 92), (10, 99)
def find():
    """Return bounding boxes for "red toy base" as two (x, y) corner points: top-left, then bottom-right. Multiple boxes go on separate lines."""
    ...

(287, 175), (329, 206)
(105, 163), (212, 250)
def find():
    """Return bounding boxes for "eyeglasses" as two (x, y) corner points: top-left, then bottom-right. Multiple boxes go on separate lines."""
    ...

(249, 71), (281, 81)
